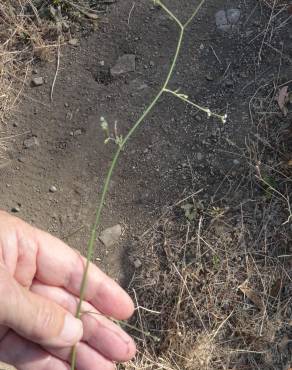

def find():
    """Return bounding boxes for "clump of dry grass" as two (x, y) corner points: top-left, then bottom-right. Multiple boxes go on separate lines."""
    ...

(0, 0), (103, 122)
(0, 1), (58, 121)
(122, 179), (292, 369)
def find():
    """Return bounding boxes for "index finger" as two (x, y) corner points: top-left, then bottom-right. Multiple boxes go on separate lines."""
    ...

(33, 227), (134, 320)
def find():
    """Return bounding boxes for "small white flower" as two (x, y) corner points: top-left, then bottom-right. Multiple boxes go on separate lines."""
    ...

(221, 114), (227, 124)
(100, 116), (109, 131)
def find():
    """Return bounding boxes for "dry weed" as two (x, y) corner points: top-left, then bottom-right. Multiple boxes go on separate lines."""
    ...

(121, 172), (292, 369)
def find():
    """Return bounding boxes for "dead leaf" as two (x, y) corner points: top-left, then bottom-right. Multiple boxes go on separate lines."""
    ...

(277, 86), (289, 116)
(239, 282), (264, 310)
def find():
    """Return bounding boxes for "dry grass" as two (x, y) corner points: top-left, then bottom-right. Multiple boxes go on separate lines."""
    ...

(121, 193), (291, 369)
(0, 0), (103, 122)
(120, 119), (292, 370)
(0, 1), (59, 121)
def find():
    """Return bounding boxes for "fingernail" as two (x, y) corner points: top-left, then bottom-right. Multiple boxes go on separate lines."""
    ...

(59, 314), (83, 345)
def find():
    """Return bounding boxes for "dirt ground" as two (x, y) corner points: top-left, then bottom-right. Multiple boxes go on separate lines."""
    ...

(1, 0), (292, 368)
(0, 0), (285, 275)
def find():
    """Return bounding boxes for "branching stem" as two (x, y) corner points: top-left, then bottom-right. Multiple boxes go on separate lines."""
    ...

(70, 1), (226, 368)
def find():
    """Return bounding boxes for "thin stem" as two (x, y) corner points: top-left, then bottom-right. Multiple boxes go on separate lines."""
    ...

(155, 0), (183, 29)
(183, 0), (206, 29)
(70, 4), (186, 369)
(70, 1), (225, 368)
(164, 88), (227, 123)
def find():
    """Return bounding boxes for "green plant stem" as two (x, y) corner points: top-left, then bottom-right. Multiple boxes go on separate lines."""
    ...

(164, 88), (226, 122)
(183, 0), (206, 29)
(70, 7), (184, 370)
(70, 1), (224, 368)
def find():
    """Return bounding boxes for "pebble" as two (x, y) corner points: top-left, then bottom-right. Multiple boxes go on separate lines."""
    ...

(225, 80), (233, 87)
(129, 78), (148, 91)
(49, 185), (57, 193)
(227, 9), (241, 24)
(196, 152), (204, 161)
(31, 77), (44, 87)
(11, 205), (21, 213)
(133, 259), (142, 269)
(99, 224), (122, 248)
(206, 73), (214, 81)
(233, 159), (240, 165)
(24, 137), (39, 149)
(110, 54), (136, 77)
(74, 129), (82, 136)
(215, 10), (230, 32)
(215, 8), (241, 32)
(68, 38), (79, 46)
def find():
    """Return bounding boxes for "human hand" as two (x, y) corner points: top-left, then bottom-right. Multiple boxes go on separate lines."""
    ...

(0, 211), (136, 370)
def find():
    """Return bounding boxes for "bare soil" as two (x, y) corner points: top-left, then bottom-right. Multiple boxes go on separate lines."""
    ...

(1, 0), (292, 368)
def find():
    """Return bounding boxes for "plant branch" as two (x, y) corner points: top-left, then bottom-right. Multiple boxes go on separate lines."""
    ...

(183, 0), (205, 29)
(70, 1), (225, 368)
(164, 88), (227, 123)
(154, 0), (183, 29)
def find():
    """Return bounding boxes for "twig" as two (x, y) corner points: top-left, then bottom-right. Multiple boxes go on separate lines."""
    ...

(50, 38), (61, 102)
(258, 0), (276, 65)
(210, 45), (221, 65)
(128, 2), (135, 26)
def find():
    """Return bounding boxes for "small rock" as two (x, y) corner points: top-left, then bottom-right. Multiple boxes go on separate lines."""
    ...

(74, 129), (82, 136)
(18, 157), (26, 163)
(233, 159), (240, 165)
(129, 78), (148, 91)
(11, 205), (21, 213)
(215, 10), (230, 32)
(110, 54), (136, 77)
(215, 8), (240, 31)
(206, 73), (214, 81)
(225, 80), (233, 87)
(227, 8), (241, 25)
(24, 137), (39, 149)
(31, 77), (44, 87)
(149, 60), (155, 67)
(68, 38), (79, 46)
(133, 259), (142, 269)
(49, 185), (57, 193)
(196, 152), (204, 161)
(99, 224), (122, 248)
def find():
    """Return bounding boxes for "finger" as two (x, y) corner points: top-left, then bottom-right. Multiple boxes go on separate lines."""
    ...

(0, 212), (134, 320)
(33, 227), (134, 320)
(0, 331), (70, 370)
(0, 267), (83, 347)
(32, 281), (136, 362)
(47, 342), (115, 370)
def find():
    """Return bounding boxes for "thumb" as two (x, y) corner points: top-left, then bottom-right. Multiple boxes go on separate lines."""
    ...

(0, 267), (83, 347)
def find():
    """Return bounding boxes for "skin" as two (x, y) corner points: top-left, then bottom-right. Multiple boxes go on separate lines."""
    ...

(0, 211), (136, 370)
